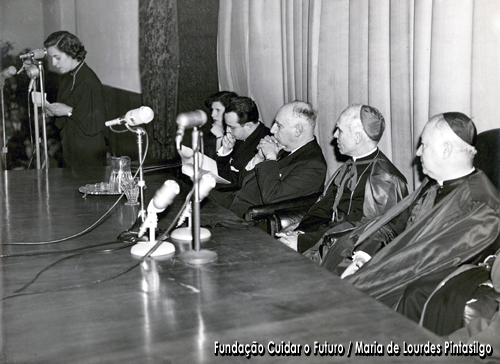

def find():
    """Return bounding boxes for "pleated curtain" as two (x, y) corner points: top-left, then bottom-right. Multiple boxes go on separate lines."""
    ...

(218, 0), (500, 189)
(138, 0), (179, 160)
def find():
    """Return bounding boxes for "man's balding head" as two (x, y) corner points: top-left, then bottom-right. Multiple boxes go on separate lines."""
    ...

(416, 113), (477, 181)
(271, 101), (317, 151)
(333, 104), (385, 157)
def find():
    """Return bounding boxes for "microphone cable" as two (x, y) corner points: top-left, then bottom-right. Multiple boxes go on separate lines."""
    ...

(0, 240), (125, 258)
(1, 184), (197, 301)
(2, 136), (202, 300)
(1, 242), (138, 301)
(4, 133), (149, 245)
(11, 241), (134, 293)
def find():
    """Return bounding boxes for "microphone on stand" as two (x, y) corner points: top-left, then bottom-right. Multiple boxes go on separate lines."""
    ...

(171, 173), (215, 243)
(131, 180), (180, 258)
(0, 66), (16, 88)
(19, 49), (47, 60)
(138, 180), (180, 238)
(1, 66), (17, 80)
(105, 106), (154, 127)
(175, 110), (207, 149)
(176, 173), (216, 227)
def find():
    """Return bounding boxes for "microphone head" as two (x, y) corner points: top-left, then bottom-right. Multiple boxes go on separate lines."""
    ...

(150, 180), (180, 213)
(31, 49), (47, 59)
(127, 106), (154, 126)
(199, 173), (216, 200)
(2, 66), (17, 79)
(176, 110), (207, 128)
(26, 64), (40, 80)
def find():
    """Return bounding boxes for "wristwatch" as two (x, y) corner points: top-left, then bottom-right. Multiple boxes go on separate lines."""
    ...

(67, 109), (73, 117)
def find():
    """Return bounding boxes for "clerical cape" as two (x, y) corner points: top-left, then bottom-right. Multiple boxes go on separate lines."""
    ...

(346, 170), (500, 308)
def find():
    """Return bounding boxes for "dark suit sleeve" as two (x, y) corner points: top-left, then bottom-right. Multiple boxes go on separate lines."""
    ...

(253, 158), (326, 204)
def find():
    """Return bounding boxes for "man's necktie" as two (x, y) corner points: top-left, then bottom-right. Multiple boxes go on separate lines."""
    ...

(405, 183), (439, 228)
(276, 150), (290, 161)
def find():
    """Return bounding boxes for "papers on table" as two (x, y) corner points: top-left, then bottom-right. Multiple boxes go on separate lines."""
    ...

(179, 146), (230, 184)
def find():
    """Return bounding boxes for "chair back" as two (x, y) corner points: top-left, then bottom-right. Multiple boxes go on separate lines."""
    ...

(474, 128), (500, 191)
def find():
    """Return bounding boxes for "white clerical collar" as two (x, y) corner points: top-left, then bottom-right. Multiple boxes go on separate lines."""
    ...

(438, 167), (475, 186)
(352, 147), (378, 161)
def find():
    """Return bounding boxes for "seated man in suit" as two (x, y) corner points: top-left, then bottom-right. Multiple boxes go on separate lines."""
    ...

(210, 101), (327, 218)
(330, 112), (499, 312)
(216, 96), (271, 189)
(203, 91), (238, 158)
(277, 104), (408, 253)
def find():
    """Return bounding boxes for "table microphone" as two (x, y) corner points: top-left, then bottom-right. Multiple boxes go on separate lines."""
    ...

(138, 180), (180, 238)
(131, 180), (180, 258)
(105, 106), (154, 127)
(170, 173), (215, 244)
(176, 173), (216, 227)
(175, 110), (207, 149)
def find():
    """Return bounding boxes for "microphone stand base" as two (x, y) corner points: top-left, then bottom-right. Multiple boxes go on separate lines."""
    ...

(170, 227), (211, 243)
(131, 241), (175, 257)
(179, 249), (217, 265)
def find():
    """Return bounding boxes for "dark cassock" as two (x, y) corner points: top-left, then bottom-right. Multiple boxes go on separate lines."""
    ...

(338, 169), (499, 309)
(55, 62), (107, 167)
(297, 148), (408, 253)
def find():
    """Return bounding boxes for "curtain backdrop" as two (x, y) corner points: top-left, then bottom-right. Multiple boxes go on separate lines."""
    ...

(218, 0), (500, 189)
(139, 0), (179, 160)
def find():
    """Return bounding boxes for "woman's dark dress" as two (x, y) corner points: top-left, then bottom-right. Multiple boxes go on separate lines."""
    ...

(55, 62), (106, 167)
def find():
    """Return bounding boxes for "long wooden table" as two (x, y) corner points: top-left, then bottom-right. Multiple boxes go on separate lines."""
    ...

(0, 168), (477, 363)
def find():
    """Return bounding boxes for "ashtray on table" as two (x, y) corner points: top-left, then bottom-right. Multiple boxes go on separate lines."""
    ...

(79, 182), (120, 197)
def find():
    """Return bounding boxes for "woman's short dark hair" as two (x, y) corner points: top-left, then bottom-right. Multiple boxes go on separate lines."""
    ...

(44, 31), (87, 62)
(204, 91), (238, 109)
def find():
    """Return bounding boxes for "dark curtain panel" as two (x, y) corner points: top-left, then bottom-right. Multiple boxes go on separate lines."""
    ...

(139, 0), (179, 160)
(176, 0), (220, 150)
(177, 0), (219, 114)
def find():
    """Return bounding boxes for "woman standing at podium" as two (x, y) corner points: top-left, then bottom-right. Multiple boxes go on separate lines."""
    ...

(44, 31), (106, 167)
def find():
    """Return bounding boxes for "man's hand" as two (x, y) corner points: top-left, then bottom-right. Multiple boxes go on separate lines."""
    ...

(257, 136), (281, 161)
(221, 132), (236, 154)
(340, 251), (371, 279)
(45, 108), (55, 117)
(46, 102), (72, 117)
(275, 230), (303, 251)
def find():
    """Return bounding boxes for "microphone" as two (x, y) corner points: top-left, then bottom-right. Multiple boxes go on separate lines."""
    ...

(19, 49), (47, 60)
(176, 173), (215, 227)
(138, 180), (180, 238)
(175, 110), (207, 148)
(1, 66), (17, 80)
(105, 106), (154, 127)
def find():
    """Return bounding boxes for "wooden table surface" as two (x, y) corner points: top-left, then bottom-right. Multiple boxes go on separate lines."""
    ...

(0, 168), (476, 363)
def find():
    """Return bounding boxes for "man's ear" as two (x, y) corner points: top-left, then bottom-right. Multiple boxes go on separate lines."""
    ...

(295, 123), (303, 136)
(442, 141), (453, 159)
(354, 131), (363, 144)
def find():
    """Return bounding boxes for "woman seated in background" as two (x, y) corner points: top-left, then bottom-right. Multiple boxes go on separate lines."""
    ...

(203, 91), (238, 158)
